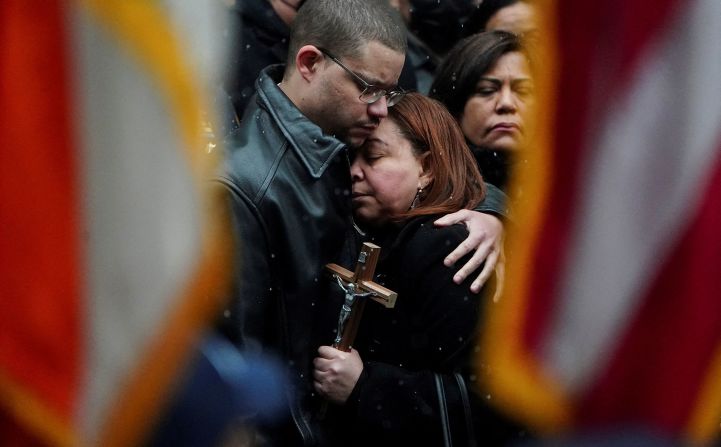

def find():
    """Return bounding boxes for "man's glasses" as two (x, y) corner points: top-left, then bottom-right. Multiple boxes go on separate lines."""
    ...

(317, 47), (406, 107)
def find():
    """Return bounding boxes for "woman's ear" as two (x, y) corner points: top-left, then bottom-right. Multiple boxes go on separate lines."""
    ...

(418, 152), (434, 188)
(295, 45), (324, 82)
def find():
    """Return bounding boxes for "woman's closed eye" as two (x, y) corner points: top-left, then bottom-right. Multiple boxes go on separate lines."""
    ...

(476, 86), (498, 96)
(364, 152), (383, 163)
(513, 83), (534, 98)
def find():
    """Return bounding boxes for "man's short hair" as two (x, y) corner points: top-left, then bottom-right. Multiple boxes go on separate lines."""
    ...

(287, 0), (407, 67)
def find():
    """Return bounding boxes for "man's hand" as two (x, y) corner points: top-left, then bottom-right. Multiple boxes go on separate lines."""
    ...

(313, 346), (363, 404)
(434, 209), (505, 295)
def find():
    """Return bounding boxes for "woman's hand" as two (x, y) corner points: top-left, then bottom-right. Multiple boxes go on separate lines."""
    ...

(313, 346), (363, 404)
(434, 210), (505, 296)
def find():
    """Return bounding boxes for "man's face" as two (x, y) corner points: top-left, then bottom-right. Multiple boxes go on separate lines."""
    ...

(312, 41), (405, 148)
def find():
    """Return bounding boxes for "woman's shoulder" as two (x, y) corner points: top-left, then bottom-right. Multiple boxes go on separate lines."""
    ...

(400, 214), (468, 245)
(391, 215), (469, 265)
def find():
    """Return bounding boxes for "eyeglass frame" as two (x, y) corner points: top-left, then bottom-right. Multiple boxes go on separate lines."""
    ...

(316, 47), (406, 107)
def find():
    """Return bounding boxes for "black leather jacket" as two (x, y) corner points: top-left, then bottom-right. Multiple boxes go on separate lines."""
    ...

(218, 65), (357, 445)
(217, 65), (508, 446)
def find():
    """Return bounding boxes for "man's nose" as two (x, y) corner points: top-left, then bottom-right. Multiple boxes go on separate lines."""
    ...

(367, 95), (389, 119)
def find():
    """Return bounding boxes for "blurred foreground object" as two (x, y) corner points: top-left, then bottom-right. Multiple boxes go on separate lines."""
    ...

(0, 0), (232, 445)
(147, 334), (287, 447)
(481, 0), (721, 444)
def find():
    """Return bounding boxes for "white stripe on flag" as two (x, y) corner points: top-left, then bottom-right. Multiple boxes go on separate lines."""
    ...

(70, 6), (201, 440)
(543, 0), (721, 393)
(70, 0), (228, 443)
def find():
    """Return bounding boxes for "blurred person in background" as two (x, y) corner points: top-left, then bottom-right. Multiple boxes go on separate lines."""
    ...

(463, 0), (537, 37)
(220, 0), (305, 131)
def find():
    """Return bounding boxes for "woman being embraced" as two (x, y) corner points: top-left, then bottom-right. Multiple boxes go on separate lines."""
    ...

(313, 93), (521, 446)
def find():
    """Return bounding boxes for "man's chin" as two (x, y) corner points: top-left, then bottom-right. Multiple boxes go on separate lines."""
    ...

(344, 134), (367, 148)
(345, 127), (375, 147)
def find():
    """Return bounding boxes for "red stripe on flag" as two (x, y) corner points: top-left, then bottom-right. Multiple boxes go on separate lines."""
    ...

(523, 0), (687, 354)
(0, 0), (82, 437)
(576, 139), (721, 434)
(611, 0), (686, 86)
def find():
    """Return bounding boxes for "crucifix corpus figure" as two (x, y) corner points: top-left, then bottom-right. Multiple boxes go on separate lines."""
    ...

(326, 242), (397, 352)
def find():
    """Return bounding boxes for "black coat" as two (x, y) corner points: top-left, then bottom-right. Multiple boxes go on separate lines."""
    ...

(339, 216), (525, 446)
(223, 0), (291, 118)
(218, 65), (357, 446)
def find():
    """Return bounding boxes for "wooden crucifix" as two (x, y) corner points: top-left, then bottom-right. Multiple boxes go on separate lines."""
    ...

(325, 242), (398, 352)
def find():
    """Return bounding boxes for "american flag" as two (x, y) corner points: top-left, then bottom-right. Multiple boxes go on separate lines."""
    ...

(481, 0), (721, 443)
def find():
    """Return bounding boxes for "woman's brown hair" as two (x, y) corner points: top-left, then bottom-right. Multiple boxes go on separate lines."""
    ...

(391, 92), (486, 219)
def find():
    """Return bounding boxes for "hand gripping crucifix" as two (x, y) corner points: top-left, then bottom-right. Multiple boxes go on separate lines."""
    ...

(326, 242), (398, 352)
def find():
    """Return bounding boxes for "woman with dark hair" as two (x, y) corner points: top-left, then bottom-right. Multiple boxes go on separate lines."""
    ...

(430, 30), (534, 192)
(312, 93), (523, 446)
(463, 0), (537, 37)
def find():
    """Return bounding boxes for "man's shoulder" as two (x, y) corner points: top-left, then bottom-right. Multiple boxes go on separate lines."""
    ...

(219, 106), (288, 201)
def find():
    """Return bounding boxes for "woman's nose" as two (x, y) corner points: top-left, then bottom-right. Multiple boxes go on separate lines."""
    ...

(496, 87), (517, 113)
(350, 158), (364, 181)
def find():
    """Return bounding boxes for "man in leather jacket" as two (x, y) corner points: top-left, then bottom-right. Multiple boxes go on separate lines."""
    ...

(216, 0), (507, 444)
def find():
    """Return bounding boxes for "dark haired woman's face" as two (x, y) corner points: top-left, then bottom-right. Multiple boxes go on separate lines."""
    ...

(459, 51), (533, 151)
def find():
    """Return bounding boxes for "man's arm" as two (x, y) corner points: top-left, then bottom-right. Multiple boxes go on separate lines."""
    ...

(434, 183), (507, 295)
(214, 180), (275, 354)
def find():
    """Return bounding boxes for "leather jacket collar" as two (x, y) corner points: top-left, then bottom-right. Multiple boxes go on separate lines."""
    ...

(255, 65), (348, 179)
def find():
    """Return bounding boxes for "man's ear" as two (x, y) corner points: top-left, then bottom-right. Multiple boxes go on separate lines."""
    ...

(295, 45), (325, 82)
